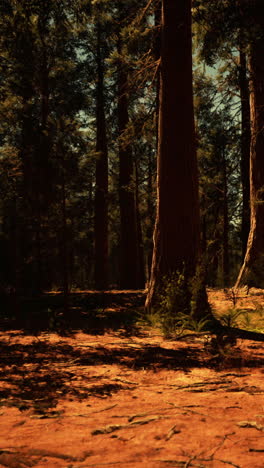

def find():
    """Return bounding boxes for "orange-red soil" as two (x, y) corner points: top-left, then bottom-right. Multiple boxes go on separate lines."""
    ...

(0, 290), (263, 468)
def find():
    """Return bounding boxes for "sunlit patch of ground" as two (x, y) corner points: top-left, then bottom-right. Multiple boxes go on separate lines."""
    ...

(0, 289), (263, 467)
(209, 287), (264, 333)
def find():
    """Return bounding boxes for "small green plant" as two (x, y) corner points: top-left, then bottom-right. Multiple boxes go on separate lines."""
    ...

(160, 311), (212, 337)
(217, 301), (264, 333)
(136, 309), (161, 329)
(152, 270), (212, 337)
(157, 271), (190, 337)
(219, 307), (246, 327)
(240, 312), (253, 329)
(240, 305), (264, 333)
(158, 271), (190, 315)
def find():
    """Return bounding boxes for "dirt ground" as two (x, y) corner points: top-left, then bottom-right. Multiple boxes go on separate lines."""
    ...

(0, 289), (263, 468)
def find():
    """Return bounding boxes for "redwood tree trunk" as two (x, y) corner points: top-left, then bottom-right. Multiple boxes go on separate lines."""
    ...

(235, 5), (264, 288)
(146, 0), (207, 317)
(94, 22), (109, 290)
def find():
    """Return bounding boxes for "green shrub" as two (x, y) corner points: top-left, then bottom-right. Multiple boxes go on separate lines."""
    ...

(155, 270), (211, 337)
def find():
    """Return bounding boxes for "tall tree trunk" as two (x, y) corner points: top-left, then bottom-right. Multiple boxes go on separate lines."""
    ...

(222, 148), (229, 286)
(94, 22), (109, 290)
(154, 1), (162, 147)
(20, 97), (35, 295)
(135, 159), (146, 288)
(146, 0), (211, 320)
(239, 48), (251, 258)
(145, 1), (161, 283)
(34, 63), (49, 294)
(235, 4), (264, 289)
(146, 149), (155, 281)
(61, 173), (69, 315)
(117, 35), (139, 289)
(32, 15), (52, 295)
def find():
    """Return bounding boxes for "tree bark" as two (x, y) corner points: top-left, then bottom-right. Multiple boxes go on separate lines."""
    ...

(145, 0), (210, 319)
(222, 148), (230, 286)
(239, 48), (251, 258)
(145, 0), (161, 283)
(235, 5), (264, 288)
(94, 22), (109, 290)
(154, 1), (162, 148)
(117, 34), (139, 289)
(61, 173), (69, 315)
(135, 159), (146, 288)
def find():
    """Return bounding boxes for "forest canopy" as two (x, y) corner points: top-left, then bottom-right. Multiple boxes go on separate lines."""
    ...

(0, 0), (263, 312)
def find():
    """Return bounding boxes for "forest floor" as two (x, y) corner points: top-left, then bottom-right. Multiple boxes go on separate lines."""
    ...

(0, 289), (263, 468)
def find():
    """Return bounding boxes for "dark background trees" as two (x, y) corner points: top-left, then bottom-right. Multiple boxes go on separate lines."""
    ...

(0, 0), (263, 315)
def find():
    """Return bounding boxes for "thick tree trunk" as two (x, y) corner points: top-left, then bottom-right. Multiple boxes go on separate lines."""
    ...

(94, 22), (109, 290)
(235, 9), (264, 289)
(239, 49), (251, 258)
(146, 0), (210, 319)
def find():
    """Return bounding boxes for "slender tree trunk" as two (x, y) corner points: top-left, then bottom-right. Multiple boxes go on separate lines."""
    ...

(146, 0), (211, 320)
(146, 149), (155, 281)
(236, 9), (264, 288)
(154, 1), (161, 147)
(32, 64), (49, 295)
(239, 48), (251, 258)
(117, 35), (139, 289)
(94, 22), (109, 290)
(135, 159), (145, 288)
(61, 174), (69, 315)
(145, 0), (161, 283)
(222, 149), (229, 286)
(32, 21), (50, 295)
(20, 97), (35, 295)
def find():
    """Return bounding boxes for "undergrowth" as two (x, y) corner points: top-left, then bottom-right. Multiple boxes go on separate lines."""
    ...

(140, 271), (213, 338)
(215, 288), (264, 333)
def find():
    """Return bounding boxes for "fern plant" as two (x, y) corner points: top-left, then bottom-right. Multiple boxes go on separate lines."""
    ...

(155, 271), (212, 337)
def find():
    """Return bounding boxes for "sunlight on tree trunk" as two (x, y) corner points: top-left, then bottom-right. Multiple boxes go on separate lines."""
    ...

(236, 3), (264, 289)
(239, 48), (251, 258)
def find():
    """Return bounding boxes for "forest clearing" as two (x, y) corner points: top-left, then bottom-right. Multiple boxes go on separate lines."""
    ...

(0, 289), (263, 468)
(1, 0), (264, 466)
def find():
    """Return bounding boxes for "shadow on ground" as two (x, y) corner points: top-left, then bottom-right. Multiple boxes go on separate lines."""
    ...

(0, 291), (263, 414)
(0, 328), (263, 414)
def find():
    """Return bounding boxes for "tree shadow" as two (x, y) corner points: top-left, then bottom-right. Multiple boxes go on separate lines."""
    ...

(0, 335), (263, 413)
